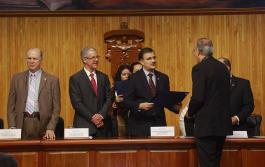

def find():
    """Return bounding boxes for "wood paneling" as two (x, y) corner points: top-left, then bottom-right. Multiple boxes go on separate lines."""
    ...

(148, 150), (190, 167)
(9, 152), (39, 167)
(0, 14), (265, 135)
(2, 138), (265, 167)
(245, 150), (265, 167)
(44, 151), (90, 167)
(221, 149), (242, 167)
(94, 150), (138, 167)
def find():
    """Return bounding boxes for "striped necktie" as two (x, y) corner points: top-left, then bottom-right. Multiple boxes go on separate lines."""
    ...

(25, 74), (38, 114)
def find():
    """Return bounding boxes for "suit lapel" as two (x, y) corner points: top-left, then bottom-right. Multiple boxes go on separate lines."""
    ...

(96, 71), (102, 98)
(23, 71), (29, 97)
(81, 69), (97, 97)
(39, 71), (47, 96)
(139, 69), (153, 97)
(154, 70), (161, 93)
(231, 76), (237, 91)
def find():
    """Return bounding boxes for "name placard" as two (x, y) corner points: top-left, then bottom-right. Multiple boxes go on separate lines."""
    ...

(151, 126), (175, 137)
(227, 131), (248, 138)
(0, 129), (21, 140)
(64, 128), (91, 139)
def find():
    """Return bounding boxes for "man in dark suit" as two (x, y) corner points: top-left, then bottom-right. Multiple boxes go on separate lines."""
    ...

(7, 48), (61, 140)
(124, 47), (179, 137)
(69, 47), (111, 137)
(187, 38), (232, 167)
(218, 57), (254, 131)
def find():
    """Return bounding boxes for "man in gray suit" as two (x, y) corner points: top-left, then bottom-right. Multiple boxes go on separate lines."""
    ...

(7, 48), (61, 140)
(69, 47), (112, 137)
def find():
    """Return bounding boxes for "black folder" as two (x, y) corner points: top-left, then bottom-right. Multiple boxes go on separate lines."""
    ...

(153, 91), (189, 107)
(114, 80), (129, 95)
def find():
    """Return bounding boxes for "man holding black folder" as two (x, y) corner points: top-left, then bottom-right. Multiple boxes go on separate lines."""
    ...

(187, 38), (232, 167)
(124, 47), (181, 137)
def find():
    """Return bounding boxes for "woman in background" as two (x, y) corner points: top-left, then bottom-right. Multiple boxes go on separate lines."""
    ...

(110, 64), (132, 136)
(130, 61), (142, 73)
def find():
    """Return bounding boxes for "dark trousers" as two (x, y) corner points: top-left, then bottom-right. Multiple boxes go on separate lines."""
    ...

(196, 136), (226, 167)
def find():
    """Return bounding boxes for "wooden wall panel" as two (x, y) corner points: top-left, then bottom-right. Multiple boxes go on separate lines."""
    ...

(147, 150), (190, 167)
(94, 150), (138, 167)
(9, 152), (39, 167)
(0, 14), (264, 135)
(45, 151), (90, 167)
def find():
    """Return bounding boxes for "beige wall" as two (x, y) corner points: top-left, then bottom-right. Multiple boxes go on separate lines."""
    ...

(0, 14), (264, 135)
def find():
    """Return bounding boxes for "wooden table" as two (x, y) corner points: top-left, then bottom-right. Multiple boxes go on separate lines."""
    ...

(1, 137), (265, 167)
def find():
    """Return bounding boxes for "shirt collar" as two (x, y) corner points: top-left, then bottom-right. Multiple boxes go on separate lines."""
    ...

(29, 69), (42, 77)
(84, 67), (96, 77)
(143, 67), (155, 77)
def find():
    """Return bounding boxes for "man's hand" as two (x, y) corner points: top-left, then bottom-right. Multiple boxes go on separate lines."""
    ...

(91, 114), (104, 128)
(112, 102), (117, 109)
(231, 116), (239, 125)
(115, 95), (124, 103)
(43, 130), (55, 140)
(139, 102), (154, 110)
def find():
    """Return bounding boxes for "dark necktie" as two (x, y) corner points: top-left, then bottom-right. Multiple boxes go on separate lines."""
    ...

(90, 73), (98, 96)
(148, 73), (156, 96)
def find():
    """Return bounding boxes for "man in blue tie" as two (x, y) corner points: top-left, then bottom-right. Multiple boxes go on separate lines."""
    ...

(7, 48), (61, 140)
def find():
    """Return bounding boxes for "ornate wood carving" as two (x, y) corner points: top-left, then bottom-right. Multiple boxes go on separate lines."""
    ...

(104, 22), (144, 77)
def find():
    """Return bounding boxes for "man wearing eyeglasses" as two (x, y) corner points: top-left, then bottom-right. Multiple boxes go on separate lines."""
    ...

(69, 47), (112, 137)
(7, 48), (61, 140)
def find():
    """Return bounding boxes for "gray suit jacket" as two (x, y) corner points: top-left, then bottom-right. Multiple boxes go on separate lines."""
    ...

(7, 70), (61, 133)
(69, 69), (112, 136)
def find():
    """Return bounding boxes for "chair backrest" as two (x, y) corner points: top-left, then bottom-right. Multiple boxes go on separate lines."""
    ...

(55, 117), (64, 139)
(0, 153), (17, 167)
(247, 114), (262, 137)
(0, 118), (3, 129)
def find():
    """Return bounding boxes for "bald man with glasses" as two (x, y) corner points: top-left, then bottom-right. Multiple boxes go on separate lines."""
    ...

(7, 48), (60, 140)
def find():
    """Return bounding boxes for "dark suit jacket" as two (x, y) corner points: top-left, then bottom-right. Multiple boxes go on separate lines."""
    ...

(188, 57), (232, 138)
(69, 69), (111, 136)
(230, 76), (254, 130)
(7, 70), (61, 133)
(124, 69), (177, 137)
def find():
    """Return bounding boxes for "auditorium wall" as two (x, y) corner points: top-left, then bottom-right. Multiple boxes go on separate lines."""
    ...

(0, 13), (264, 135)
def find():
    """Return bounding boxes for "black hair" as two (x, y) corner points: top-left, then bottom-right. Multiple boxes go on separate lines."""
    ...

(113, 64), (131, 83)
(138, 47), (154, 60)
(130, 62), (142, 72)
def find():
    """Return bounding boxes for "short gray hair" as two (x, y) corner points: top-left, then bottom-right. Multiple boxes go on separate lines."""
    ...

(196, 38), (213, 57)
(80, 47), (97, 60)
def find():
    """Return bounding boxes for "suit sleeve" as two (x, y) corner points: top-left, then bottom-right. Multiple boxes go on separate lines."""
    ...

(124, 76), (141, 112)
(69, 76), (94, 120)
(7, 76), (17, 128)
(98, 76), (112, 119)
(46, 78), (61, 130)
(164, 75), (178, 113)
(188, 66), (205, 117)
(236, 80), (254, 121)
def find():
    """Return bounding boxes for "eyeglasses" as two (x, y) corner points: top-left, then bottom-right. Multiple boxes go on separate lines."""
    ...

(26, 57), (41, 61)
(84, 55), (100, 60)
